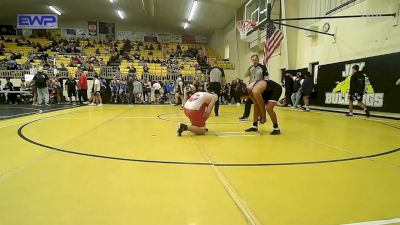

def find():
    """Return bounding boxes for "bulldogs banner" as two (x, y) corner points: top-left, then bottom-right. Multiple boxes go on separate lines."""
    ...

(314, 52), (400, 113)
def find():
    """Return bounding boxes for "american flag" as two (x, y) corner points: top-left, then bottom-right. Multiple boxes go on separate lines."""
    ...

(263, 22), (284, 65)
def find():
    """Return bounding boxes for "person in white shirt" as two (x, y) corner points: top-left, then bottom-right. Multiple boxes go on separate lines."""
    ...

(291, 72), (304, 109)
(153, 81), (162, 104)
(174, 77), (184, 106)
(90, 74), (102, 106)
(177, 90), (218, 136)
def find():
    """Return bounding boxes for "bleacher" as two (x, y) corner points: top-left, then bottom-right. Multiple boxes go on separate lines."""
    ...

(0, 36), (235, 80)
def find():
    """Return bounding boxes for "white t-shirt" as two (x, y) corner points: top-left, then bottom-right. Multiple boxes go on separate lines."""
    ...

(153, 83), (161, 90)
(94, 79), (100, 92)
(184, 92), (215, 111)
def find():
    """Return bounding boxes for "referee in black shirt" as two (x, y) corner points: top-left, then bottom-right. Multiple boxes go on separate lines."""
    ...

(207, 59), (225, 116)
(239, 55), (268, 120)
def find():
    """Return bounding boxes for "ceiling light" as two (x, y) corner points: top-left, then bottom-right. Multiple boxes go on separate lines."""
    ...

(48, 5), (62, 16)
(188, 0), (198, 22)
(109, 0), (114, 3)
(184, 22), (189, 29)
(117, 10), (124, 19)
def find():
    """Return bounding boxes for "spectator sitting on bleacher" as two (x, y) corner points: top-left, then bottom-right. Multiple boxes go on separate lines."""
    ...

(58, 63), (68, 72)
(123, 53), (132, 61)
(139, 57), (146, 66)
(128, 66), (137, 75)
(22, 60), (31, 70)
(88, 64), (95, 72)
(99, 58), (105, 67)
(149, 44), (154, 50)
(155, 58), (161, 64)
(133, 52), (140, 60)
(169, 50), (175, 58)
(43, 61), (51, 70)
(157, 44), (162, 50)
(6, 61), (17, 70)
(73, 47), (80, 53)
(143, 64), (149, 73)
(66, 46), (72, 53)
(5, 37), (12, 42)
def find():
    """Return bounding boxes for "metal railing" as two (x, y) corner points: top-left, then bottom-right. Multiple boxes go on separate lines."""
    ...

(0, 67), (206, 82)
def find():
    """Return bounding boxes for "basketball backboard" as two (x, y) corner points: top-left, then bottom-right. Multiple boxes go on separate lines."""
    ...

(244, 0), (281, 34)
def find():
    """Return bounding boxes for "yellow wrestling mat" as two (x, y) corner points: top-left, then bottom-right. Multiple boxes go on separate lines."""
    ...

(0, 105), (399, 225)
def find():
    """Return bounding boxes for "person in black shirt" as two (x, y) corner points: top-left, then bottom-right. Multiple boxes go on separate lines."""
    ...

(301, 71), (314, 112)
(4, 78), (18, 104)
(284, 72), (294, 106)
(33, 70), (50, 105)
(238, 79), (282, 135)
(65, 75), (78, 104)
(346, 65), (370, 117)
(207, 59), (225, 116)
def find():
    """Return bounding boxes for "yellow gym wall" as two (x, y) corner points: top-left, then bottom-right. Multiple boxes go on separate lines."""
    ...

(211, 0), (400, 84)
(295, 0), (400, 68)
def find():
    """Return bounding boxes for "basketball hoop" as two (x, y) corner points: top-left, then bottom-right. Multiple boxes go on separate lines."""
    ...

(236, 20), (256, 39)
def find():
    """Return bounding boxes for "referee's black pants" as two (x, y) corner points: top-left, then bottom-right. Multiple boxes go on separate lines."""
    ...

(208, 82), (221, 116)
(242, 99), (253, 117)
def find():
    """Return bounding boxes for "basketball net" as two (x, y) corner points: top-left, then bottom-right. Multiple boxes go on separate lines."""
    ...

(236, 20), (256, 39)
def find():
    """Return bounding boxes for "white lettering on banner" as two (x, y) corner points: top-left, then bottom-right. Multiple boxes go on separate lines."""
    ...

(325, 93), (384, 107)
(342, 62), (365, 77)
(17, 14), (58, 29)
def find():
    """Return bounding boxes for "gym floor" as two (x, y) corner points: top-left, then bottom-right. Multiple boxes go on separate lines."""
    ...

(0, 105), (399, 225)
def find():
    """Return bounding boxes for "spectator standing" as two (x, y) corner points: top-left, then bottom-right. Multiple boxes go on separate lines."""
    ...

(65, 75), (78, 105)
(284, 72), (294, 106)
(153, 81), (162, 104)
(291, 72), (304, 109)
(302, 71), (314, 112)
(127, 76), (135, 104)
(32, 70), (50, 106)
(78, 71), (88, 104)
(89, 75), (102, 106)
